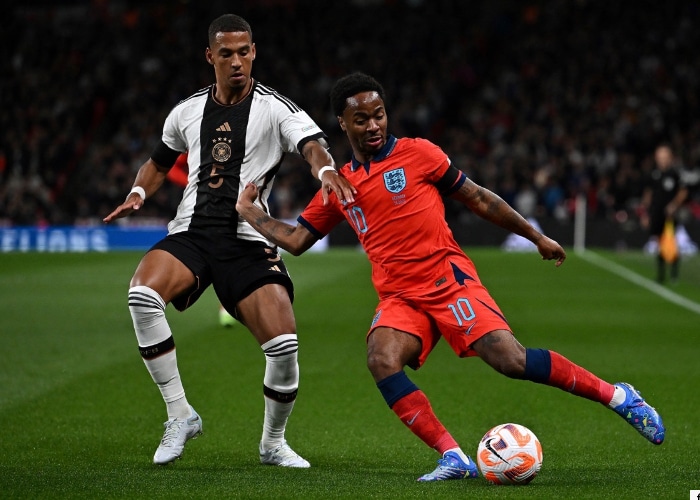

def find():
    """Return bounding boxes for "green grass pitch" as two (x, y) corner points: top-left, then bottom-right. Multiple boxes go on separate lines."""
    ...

(1, 248), (699, 499)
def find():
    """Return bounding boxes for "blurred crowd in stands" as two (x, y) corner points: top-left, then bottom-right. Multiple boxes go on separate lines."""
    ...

(1, 0), (699, 232)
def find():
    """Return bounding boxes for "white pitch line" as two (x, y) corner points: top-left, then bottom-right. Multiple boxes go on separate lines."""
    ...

(577, 249), (700, 315)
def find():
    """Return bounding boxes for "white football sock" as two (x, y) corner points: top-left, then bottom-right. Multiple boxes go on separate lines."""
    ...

(607, 385), (627, 408)
(446, 447), (470, 463)
(129, 286), (190, 419)
(260, 334), (299, 450)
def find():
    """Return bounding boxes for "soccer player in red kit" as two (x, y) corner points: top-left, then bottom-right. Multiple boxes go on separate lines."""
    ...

(236, 72), (665, 481)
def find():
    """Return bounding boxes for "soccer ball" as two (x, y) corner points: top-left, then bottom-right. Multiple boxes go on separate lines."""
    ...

(476, 423), (542, 485)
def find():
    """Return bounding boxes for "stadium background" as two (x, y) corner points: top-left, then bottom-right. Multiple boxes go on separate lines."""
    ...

(1, 0), (700, 250)
(2, 3), (700, 497)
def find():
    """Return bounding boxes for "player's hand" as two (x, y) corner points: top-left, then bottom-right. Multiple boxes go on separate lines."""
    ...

(236, 182), (259, 212)
(536, 235), (567, 267)
(102, 194), (144, 223)
(321, 170), (356, 206)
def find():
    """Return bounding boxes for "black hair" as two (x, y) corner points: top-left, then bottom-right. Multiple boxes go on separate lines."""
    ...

(208, 14), (253, 46)
(330, 72), (386, 117)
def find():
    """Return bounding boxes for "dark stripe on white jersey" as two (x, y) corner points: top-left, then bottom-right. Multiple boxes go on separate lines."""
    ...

(191, 86), (253, 231)
(259, 156), (286, 214)
(174, 85), (212, 107)
(255, 84), (301, 113)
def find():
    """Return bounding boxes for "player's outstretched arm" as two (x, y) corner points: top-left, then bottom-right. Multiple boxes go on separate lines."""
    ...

(450, 177), (566, 266)
(302, 140), (356, 206)
(103, 159), (170, 223)
(236, 183), (318, 256)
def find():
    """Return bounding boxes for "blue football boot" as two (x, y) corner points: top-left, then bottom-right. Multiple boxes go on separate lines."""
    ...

(613, 382), (665, 445)
(417, 451), (479, 482)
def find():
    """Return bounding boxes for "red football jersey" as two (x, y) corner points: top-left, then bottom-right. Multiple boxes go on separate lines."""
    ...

(298, 135), (472, 297)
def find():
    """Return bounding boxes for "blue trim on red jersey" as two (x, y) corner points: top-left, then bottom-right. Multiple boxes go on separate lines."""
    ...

(451, 261), (477, 284)
(475, 298), (509, 324)
(351, 135), (399, 173)
(297, 215), (326, 240)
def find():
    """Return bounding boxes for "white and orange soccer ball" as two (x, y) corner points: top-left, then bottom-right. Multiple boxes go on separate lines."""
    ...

(476, 423), (543, 485)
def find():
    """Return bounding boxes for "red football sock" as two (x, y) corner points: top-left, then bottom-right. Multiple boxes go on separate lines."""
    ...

(391, 390), (458, 454)
(548, 351), (615, 404)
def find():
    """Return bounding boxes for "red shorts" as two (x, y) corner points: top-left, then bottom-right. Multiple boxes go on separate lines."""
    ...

(368, 278), (510, 369)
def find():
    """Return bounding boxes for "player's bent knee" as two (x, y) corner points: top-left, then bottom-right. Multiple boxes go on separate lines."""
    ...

(367, 350), (405, 380)
(366, 328), (420, 379)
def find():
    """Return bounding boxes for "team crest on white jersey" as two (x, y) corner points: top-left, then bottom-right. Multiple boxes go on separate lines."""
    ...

(383, 168), (406, 193)
(212, 137), (232, 162)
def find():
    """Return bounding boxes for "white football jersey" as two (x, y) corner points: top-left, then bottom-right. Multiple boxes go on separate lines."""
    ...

(160, 81), (325, 243)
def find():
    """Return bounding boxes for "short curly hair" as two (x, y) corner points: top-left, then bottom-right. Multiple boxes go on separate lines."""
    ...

(208, 14), (252, 46)
(330, 72), (386, 117)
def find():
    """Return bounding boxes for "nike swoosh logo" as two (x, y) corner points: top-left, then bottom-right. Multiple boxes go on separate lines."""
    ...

(407, 411), (421, 426)
(484, 438), (509, 464)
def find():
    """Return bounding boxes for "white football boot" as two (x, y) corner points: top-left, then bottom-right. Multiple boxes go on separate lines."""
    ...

(153, 406), (203, 465)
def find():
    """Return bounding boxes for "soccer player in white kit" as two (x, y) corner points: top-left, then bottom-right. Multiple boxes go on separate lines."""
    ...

(103, 13), (356, 466)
